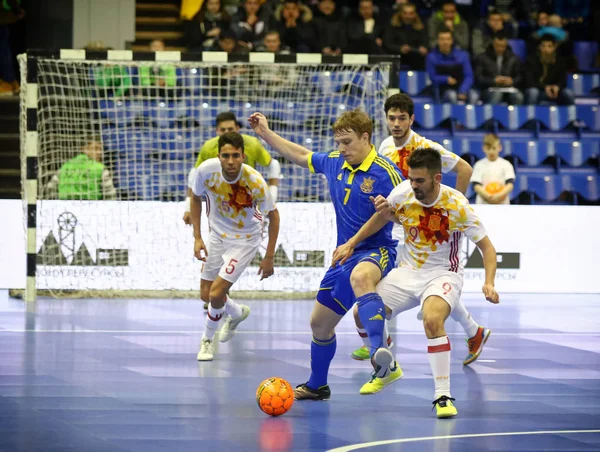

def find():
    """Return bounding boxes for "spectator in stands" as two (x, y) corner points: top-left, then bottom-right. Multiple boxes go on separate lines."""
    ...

(256, 30), (292, 54)
(472, 9), (515, 56)
(533, 14), (569, 44)
(475, 32), (523, 104)
(554, 0), (590, 40)
(46, 140), (117, 201)
(139, 40), (178, 97)
(210, 28), (248, 53)
(427, 0), (469, 51)
(274, 0), (316, 53)
(0, 0), (24, 95)
(94, 65), (132, 98)
(426, 28), (477, 104)
(183, 0), (231, 51)
(313, 0), (346, 56)
(524, 34), (574, 105)
(383, 3), (428, 70)
(346, 0), (384, 54)
(232, 0), (271, 50)
(471, 133), (515, 205)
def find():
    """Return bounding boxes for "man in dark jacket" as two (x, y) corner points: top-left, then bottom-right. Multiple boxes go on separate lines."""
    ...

(524, 34), (574, 105)
(426, 28), (477, 103)
(312, 0), (347, 55)
(346, 0), (384, 54)
(475, 32), (523, 104)
(383, 2), (428, 70)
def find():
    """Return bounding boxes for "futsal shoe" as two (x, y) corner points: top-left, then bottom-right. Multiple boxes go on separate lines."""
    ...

(432, 395), (458, 418)
(350, 335), (394, 360)
(197, 338), (214, 361)
(219, 305), (250, 343)
(359, 361), (403, 395)
(294, 383), (331, 401)
(463, 327), (491, 365)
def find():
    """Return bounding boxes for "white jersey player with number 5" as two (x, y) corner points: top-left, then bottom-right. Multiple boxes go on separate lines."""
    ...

(189, 131), (280, 362)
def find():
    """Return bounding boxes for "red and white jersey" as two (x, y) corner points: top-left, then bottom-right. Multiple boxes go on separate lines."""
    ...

(189, 159), (275, 241)
(378, 131), (460, 178)
(387, 180), (487, 273)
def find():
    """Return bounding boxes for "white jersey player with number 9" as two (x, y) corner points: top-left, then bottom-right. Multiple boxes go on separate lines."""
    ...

(189, 131), (280, 362)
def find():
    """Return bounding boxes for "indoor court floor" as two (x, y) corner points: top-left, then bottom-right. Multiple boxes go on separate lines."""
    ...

(0, 290), (599, 452)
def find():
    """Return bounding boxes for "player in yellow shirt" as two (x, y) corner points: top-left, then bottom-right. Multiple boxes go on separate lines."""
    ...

(184, 111), (281, 309)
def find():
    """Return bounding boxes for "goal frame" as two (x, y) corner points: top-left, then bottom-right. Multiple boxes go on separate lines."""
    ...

(21, 49), (401, 302)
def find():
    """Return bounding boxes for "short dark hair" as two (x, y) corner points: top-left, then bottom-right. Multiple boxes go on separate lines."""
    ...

(384, 93), (414, 116)
(407, 147), (442, 174)
(215, 111), (239, 127)
(539, 34), (557, 45)
(218, 131), (245, 153)
(437, 27), (453, 37)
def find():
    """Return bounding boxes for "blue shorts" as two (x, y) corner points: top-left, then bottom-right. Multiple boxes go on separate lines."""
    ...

(316, 247), (396, 316)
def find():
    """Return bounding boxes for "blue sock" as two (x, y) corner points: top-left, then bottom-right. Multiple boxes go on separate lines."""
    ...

(357, 293), (386, 357)
(307, 334), (336, 390)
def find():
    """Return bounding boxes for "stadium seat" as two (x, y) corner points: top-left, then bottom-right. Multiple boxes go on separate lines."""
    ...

(508, 39), (526, 61)
(535, 106), (576, 131)
(574, 41), (599, 71)
(553, 140), (599, 167)
(413, 102), (451, 129)
(564, 172), (599, 202)
(451, 105), (494, 130)
(576, 105), (600, 132)
(518, 169), (564, 202)
(494, 105), (536, 130)
(97, 100), (143, 126)
(400, 71), (430, 96)
(568, 74), (600, 97)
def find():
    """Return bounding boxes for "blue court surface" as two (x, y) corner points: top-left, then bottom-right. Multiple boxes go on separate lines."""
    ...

(0, 290), (599, 452)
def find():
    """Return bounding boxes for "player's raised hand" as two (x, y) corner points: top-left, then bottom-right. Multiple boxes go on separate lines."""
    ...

(258, 256), (274, 280)
(482, 283), (500, 304)
(370, 195), (395, 221)
(248, 112), (270, 136)
(331, 242), (355, 268)
(194, 237), (208, 261)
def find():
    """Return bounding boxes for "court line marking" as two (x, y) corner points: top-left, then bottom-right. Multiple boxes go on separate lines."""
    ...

(326, 429), (600, 452)
(0, 330), (598, 336)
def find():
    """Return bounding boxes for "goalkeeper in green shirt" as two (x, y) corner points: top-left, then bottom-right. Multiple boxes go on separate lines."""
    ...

(183, 111), (281, 224)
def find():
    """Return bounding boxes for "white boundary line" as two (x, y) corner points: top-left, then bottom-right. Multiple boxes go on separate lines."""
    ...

(0, 330), (599, 336)
(326, 429), (600, 452)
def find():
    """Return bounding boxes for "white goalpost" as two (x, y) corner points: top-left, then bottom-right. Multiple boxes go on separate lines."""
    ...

(19, 50), (400, 301)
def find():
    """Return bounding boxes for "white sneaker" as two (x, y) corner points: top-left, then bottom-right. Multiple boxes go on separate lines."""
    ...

(219, 304), (250, 343)
(197, 338), (214, 361)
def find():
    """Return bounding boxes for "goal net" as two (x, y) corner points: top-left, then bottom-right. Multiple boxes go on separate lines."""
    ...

(19, 51), (399, 300)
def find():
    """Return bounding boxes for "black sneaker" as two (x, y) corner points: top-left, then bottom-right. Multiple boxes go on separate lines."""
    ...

(294, 383), (331, 400)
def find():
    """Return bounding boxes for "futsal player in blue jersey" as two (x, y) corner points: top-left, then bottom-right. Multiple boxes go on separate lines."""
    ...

(248, 110), (404, 400)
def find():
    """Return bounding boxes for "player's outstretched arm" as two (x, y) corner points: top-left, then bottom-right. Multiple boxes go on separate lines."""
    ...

(475, 236), (499, 304)
(248, 112), (310, 169)
(190, 194), (208, 261)
(258, 208), (280, 280)
(452, 158), (473, 195)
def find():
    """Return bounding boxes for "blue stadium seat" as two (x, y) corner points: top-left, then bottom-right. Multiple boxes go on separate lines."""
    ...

(518, 169), (564, 202)
(574, 41), (599, 72)
(400, 71), (430, 96)
(114, 157), (162, 200)
(143, 100), (188, 128)
(444, 137), (485, 160)
(535, 106), (576, 131)
(493, 105), (536, 130)
(564, 172), (599, 202)
(576, 105), (600, 132)
(451, 105), (494, 130)
(279, 163), (330, 202)
(508, 39), (526, 61)
(97, 100), (143, 126)
(413, 103), (452, 129)
(554, 140), (599, 167)
(568, 74), (600, 96)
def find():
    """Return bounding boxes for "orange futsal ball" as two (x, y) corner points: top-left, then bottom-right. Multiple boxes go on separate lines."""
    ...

(256, 377), (294, 416)
(485, 181), (503, 194)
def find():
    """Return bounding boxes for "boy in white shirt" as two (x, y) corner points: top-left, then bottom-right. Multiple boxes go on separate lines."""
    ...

(471, 134), (516, 204)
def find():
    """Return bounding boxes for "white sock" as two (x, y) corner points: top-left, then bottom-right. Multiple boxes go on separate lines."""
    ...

(451, 302), (479, 339)
(203, 305), (225, 340)
(356, 327), (370, 347)
(427, 336), (451, 400)
(224, 296), (243, 319)
(383, 321), (391, 348)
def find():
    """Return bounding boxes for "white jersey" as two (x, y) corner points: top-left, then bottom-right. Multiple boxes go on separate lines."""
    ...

(387, 180), (487, 274)
(189, 159), (275, 241)
(378, 131), (460, 179)
(471, 157), (515, 205)
(378, 131), (461, 245)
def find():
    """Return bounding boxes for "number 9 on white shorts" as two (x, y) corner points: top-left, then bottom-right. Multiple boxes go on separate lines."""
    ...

(201, 233), (260, 284)
(377, 267), (463, 320)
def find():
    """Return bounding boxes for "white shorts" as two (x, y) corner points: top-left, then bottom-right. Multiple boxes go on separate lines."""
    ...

(376, 266), (463, 320)
(201, 232), (260, 284)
